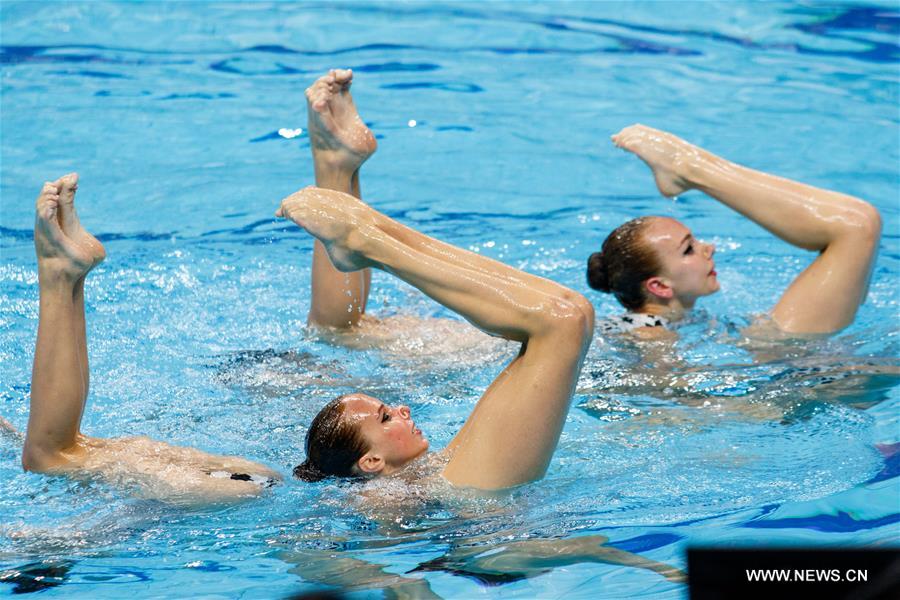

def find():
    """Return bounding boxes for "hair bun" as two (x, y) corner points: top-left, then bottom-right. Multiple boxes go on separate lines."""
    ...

(293, 460), (326, 482)
(587, 252), (612, 292)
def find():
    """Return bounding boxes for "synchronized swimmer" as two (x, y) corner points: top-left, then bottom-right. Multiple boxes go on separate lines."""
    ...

(15, 69), (882, 503)
(589, 125), (881, 338)
(19, 69), (592, 501)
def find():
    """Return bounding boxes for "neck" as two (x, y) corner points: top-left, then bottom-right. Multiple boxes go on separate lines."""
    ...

(641, 297), (694, 321)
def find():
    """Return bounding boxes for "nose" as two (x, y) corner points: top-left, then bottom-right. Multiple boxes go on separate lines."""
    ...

(703, 242), (715, 258)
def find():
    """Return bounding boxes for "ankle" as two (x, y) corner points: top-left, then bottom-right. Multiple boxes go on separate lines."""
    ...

(680, 145), (722, 189)
(38, 263), (82, 290)
(313, 152), (362, 186)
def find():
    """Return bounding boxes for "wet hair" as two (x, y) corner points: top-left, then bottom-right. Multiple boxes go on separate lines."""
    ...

(293, 394), (370, 482)
(587, 217), (663, 311)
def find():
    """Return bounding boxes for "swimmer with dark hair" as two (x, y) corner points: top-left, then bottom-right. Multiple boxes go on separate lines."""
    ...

(587, 125), (881, 339)
(21, 70), (594, 498)
(281, 69), (594, 487)
(22, 174), (282, 504)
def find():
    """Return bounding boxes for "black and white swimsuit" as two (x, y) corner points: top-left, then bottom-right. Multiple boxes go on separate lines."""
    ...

(208, 470), (279, 487)
(597, 312), (669, 335)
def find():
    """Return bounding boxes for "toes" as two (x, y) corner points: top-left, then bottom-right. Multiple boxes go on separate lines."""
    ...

(60, 172), (79, 189)
(333, 68), (353, 88)
(37, 195), (60, 225)
(57, 173), (79, 203)
(41, 181), (60, 196)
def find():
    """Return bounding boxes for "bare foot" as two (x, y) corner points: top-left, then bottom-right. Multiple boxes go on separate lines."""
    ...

(276, 186), (377, 271)
(54, 173), (106, 266)
(34, 178), (105, 280)
(306, 68), (377, 172)
(611, 124), (697, 197)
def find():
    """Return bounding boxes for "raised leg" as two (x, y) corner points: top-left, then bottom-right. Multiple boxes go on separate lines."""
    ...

(24, 176), (105, 472)
(613, 125), (882, 334)
(305, 69), (376, 329)
(276, 187), (594, 489)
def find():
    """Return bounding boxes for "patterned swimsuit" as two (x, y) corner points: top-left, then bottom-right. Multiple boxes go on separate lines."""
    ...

(597, 312), (670, 335)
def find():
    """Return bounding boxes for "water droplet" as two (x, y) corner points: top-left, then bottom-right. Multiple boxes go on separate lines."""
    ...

(278, 127), (303, 139)
(407, 119), (417, 127)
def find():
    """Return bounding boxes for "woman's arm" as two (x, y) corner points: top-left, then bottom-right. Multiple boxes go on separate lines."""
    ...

(613, 125), (881, 334)
(277, 187), (594, 490)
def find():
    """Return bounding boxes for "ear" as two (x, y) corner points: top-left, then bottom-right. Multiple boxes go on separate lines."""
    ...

(357, 452), (385, 475)
(644, 276), (674, 300)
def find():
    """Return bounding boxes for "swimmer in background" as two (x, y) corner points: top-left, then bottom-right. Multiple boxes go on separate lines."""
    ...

(272, 69), (683, 595)
(282, 69), (594, 490)
(587, 124), (882, 340)
(19, 71), (594, 497)
(22, 174), (282, 504)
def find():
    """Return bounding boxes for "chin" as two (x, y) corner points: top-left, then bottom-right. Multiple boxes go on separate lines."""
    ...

(704, 281), (721, 295)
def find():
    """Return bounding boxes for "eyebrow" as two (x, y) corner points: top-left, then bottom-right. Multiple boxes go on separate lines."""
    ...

(679, 233), (692, 247)
(376, 403), (386, 420)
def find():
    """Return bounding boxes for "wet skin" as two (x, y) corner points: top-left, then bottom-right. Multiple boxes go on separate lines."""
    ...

(342, 393), (430, 476)
(641, 216), (719, 310)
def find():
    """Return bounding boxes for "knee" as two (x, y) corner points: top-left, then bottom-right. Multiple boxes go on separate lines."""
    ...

(544, 291), (595, 350)
(21, 442), (59, 474)
(856, 201), (882, 243)
(21, 447), (50, 473)
(841, 198), (882, 245)
(568, 290), (596, 330)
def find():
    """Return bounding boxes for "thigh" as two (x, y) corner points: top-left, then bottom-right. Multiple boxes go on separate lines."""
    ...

(771, 235), (878, 334)
(441, 336), (583, 489)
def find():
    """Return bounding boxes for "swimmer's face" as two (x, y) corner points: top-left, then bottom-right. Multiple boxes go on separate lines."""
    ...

(642, 218), (719, 305)
(340, 393), (429, 476)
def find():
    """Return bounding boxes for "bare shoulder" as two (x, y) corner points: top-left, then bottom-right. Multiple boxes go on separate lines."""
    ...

(629, 326), (678, 342)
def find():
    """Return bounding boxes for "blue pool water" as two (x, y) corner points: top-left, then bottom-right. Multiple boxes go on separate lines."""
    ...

(1, 1), (898, 597)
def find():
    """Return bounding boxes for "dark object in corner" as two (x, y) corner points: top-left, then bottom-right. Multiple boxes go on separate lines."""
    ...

(0, 560), (73, 594)
(688, 548), (900, 600)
